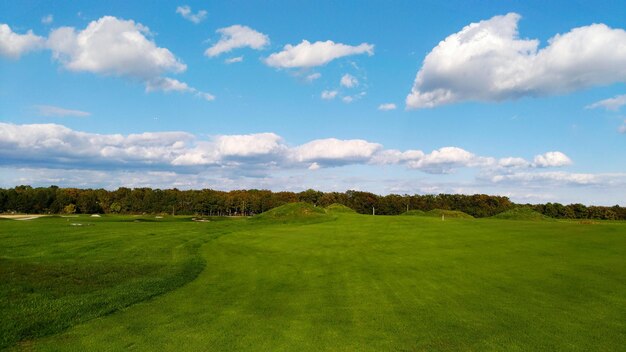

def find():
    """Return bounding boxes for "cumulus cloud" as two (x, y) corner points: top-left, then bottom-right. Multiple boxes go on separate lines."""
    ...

(48, 16), (186, 79)
(291, 138), (382, 166)
(215, 133), (285, 158)
(406, 13), (626, 109)
(176, 5), (207, 24)
(405, 147), (495, 174)
(225, 56), (243, 64)
(340, 73), (358, 88)
(205, 25), (269, 57)
(36, 105), (91, 118)
(321, 90), (338, 100)
(0, 23), (45, 58)
(265, 40), (374, 68)
(619, 120), (626, 134)
(498, 157), (530, 168)
(586, 94), (626, 111)
(378, 103), (397, 111)
(533, 151), (572, 167)
(172, 133), (284, 166)
(45, 16), (212, 100)
(370, 149), (424, 165)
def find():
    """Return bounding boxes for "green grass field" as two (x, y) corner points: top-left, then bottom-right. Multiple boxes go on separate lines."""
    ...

(1, 208), (625, 351)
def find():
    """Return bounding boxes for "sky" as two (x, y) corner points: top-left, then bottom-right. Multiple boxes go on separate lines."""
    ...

(1, 0), (625, 205)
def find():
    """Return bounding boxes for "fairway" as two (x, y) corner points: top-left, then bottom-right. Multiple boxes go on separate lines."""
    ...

(1, 212), (625, 351)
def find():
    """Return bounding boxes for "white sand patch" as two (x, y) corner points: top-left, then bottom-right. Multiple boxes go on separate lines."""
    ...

(0, 214), (47, 220)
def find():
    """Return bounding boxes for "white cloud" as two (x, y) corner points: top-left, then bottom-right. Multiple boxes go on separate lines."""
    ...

(0, 123), (580, 178)
(41, 15), (54, 25)
(370, 149), (424, 165)
(145, 77), (191, 93)
(306, 72), (321, 82)
(176, 5), (207, 24)
(406, 147), (494, 174)
(342, 91), (366, 104)
(195, 91), (216, 101)
(204, 25), (269, 57)
(36, 105), (91, 118)
(497, 153), (571, 169)
(0, 123), (194, 167)
(0, 23), (45, 58)
(321, 90), (338, 100)
(265, 40), (374, 68)
(378, 103), (397, 111)
(406, 13), (626, 109)
(586, 94), (626, 111)
(619, 120), (626, 134)
(145, 77), (215, 101)
(340, 73), (358, 88)
(225, 56), (243, 64)
(215, 133), (285, 158)
(498, 157), (530, 168)
(490, 171), (602, 186)
(172, 133), (285, 166)
(533, 151), (572, 167)
(48, 16), (186, 79)
(45, 16), (213, 100)
(291, 138), (382, 165)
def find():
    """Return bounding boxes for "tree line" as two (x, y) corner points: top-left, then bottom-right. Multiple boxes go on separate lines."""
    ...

(0, 185), (624, 220)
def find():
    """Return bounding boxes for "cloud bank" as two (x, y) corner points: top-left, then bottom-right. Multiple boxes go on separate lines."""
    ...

(2, 123), (623, 204)
(0, 122), (575, 175)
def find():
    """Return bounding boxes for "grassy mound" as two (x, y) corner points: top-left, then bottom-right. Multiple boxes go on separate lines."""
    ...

(254, 202), (330, 223)
(325, 203), (356, 213)
(493, 207), (550, 221)
(426, 209), (474, 219)
(401, 210), (427, 216)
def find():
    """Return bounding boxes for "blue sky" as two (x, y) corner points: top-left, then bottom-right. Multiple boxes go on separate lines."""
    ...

(1, 0), (625, 205)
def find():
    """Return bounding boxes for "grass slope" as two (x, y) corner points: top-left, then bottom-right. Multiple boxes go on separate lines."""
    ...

(324, 203), (356, 213)
(401, 209), (427, 216)
(253, 202), (331, 224)
(6, 215), (623, 351)
(493, 207), (551, 221)
(426, 209), (474, 219)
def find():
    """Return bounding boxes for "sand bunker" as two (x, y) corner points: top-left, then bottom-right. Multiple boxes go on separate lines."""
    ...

(0, 215), (47, 221)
